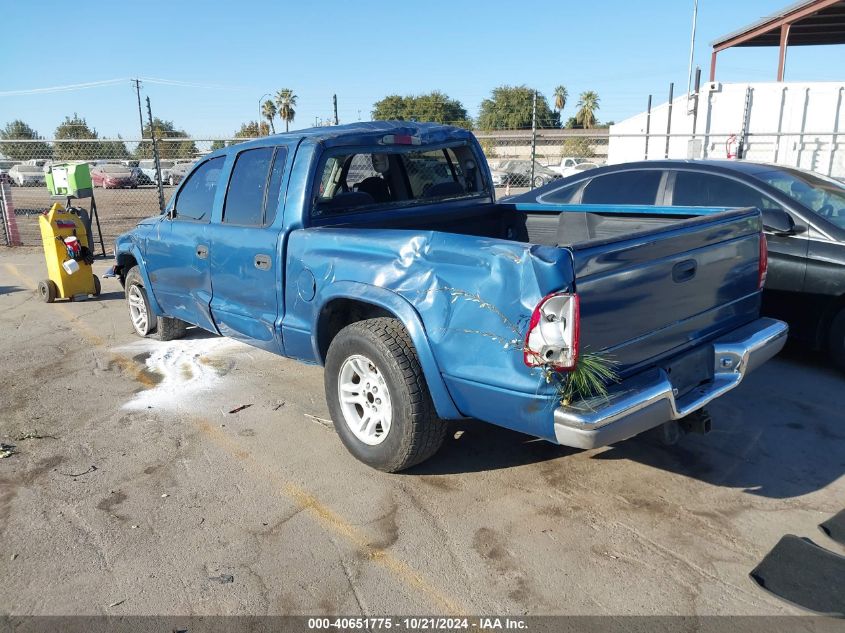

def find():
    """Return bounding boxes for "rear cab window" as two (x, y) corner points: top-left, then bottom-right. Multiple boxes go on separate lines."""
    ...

(223, 146), (288, 226)
(311, 142), (488, 219)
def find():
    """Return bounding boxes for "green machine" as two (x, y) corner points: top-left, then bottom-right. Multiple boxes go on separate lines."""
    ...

(44, 162), (104, 256)
(45, 163), (94, 198)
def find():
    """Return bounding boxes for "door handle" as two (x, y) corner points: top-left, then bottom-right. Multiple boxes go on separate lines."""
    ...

(196, 244), (208, 259)
(672, 259), (697, 283)
(254, 254), (271, 270)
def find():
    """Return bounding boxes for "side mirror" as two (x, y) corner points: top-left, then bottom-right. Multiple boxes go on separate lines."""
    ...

(762, 208), (796, 235)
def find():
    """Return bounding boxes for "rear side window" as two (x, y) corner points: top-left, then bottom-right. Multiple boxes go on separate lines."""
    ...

(401, 148), (465, 198)
(581, 170), (662, 205)
(224, 147), (287, 226)
(672, 171), (769, 208)
(174, 156), (223, 222)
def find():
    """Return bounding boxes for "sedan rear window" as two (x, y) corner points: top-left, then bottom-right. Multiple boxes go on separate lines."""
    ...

(581, 170), (662, 205)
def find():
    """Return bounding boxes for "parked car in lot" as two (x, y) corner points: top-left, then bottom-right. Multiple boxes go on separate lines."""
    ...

(0, 160), (16, 185)
(167, 161), (194, 186)
(8, 163), (46, 186)
(517, 160), (845, 368)
(497, 160), (562, 187)
(546, 156), (600, 177)
(110, 123), (786, 471)
(91, 163), (137, 189)
(139, 159), (175, 184)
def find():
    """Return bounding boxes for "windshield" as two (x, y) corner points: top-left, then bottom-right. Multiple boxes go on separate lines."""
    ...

(754, 168), (845, 229)
(101, 165), (129, 173)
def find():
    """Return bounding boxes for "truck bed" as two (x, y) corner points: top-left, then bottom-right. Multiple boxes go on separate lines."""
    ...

(311, 200), (763, 378)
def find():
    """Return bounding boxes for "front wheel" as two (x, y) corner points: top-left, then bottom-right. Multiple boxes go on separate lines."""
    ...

(125, 266), (154, 336)
(828, 307), (845, 371)
(324, 317), (447, 472)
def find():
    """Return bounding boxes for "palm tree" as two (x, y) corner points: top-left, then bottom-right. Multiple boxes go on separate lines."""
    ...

(553, 85), (568, 113)
(275, 89), (297, 132)
(261, 100), (277, 134)
(575, 91), (600, 129)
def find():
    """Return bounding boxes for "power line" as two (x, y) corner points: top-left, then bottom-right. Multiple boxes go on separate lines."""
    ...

(0, 78), (126, 97)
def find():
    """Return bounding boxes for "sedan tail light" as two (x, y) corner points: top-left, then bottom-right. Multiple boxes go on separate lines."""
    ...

(758, 233), (768, 290)
(523, 292), (580, 371)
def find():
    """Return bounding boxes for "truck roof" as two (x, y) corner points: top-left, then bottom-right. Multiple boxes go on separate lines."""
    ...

(212, 121), (475, 157)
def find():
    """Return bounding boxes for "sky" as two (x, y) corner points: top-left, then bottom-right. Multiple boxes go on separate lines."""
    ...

(1, 0), (843, 139)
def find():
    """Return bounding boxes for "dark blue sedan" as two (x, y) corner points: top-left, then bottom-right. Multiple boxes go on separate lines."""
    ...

(513, 160), (845, 368)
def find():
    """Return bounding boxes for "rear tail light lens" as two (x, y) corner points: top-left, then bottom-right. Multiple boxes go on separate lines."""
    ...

(758, 232), (768, 290)
(523, 293), (580, 371)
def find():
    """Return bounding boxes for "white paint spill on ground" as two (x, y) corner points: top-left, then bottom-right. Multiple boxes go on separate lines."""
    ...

(115, 335), (248, 411)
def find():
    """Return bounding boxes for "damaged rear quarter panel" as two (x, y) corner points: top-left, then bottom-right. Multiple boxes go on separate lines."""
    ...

(282, 228), (576, 440)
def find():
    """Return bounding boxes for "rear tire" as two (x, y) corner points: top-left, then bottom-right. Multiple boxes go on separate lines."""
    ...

(324, 317), (447, 472)
(828, 307), (845, 371)
(38, 279), (57, 303)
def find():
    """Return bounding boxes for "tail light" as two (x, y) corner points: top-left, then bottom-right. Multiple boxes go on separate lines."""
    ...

(758, 232), (768, 290)
(523, 293), (580, 371)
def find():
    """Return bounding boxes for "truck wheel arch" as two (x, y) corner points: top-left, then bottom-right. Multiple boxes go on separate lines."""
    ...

(117, 248), (163, 317)
(314, 284), (463, 420)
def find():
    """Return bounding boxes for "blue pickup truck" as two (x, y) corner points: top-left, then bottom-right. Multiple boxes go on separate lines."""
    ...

(111, 122), (787, 472)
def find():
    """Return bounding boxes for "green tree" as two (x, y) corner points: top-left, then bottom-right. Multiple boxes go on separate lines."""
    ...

(135, 118), (197, 159)
(275, 89), (297, 132)
(477, 86), (559, 130)
(54, 113), (101, 160)
(371, 91), (470, 126)
(229, 121), (269, 145)
(0, 120), (52, 161)
(98, 137), (130, 160)
(209, 140), (226, 151)
(575, 91), (600, 130)
(553, 85), (568, 115)
(261, 100), (277, 134)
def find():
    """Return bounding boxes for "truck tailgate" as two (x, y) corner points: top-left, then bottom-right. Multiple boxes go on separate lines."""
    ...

(570, 208), (763, 374)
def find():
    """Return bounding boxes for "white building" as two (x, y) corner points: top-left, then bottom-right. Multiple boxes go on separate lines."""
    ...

(608, 81), (845, 178)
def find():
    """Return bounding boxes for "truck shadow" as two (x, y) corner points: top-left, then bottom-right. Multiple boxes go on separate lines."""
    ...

(412, 346), (844, 499)
(406, 422), (579, 475)
(593, 345), (845, 499)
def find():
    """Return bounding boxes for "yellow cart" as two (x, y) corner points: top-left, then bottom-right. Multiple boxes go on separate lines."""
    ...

(37, 203), (101, 303)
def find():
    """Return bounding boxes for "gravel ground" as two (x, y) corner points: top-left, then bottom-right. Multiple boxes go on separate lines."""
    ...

(0, 249), (843, 616)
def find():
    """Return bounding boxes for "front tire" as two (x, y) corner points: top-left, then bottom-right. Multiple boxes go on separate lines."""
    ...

(125, 266), (154, 336)
(828, 307), (845, 370)
(325, 318), (447, 472)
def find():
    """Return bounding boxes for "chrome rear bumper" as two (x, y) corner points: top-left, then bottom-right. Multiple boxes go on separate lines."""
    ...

(553, 318), (788, 449)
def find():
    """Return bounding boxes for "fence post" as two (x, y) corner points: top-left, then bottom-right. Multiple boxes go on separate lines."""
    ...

(530, 90), (537, 188)
(644, 95), (652, 160)
(146, 97), (166, 213)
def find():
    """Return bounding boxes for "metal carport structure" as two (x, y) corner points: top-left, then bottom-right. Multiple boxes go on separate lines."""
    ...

(710, 0), (845, 81)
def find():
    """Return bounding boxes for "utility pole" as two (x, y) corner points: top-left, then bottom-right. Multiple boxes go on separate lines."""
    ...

(665, 82), (674, 159)
(146, 97), (165, 213)
(333, 94), (339, 126)
(530, 90), (538, 188)
(686, 0), (699, 97)
(132, 78), (144, 138)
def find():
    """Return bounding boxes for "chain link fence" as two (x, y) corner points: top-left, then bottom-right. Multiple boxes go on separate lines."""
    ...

(0, 131), (610, 249)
